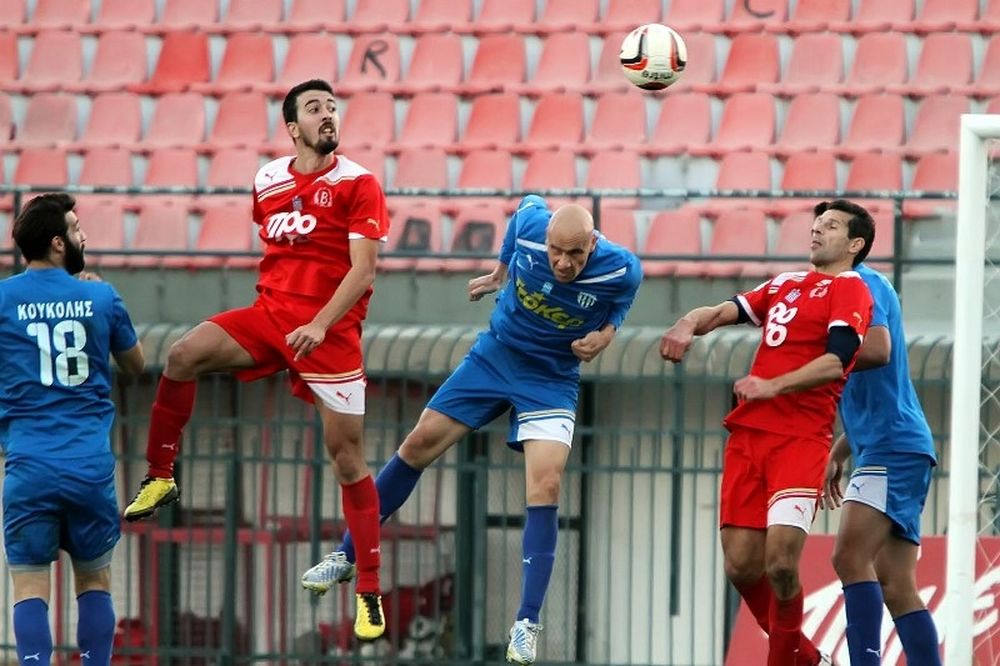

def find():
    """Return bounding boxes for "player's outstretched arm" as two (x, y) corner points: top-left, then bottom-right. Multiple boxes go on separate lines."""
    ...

(734, 352), (844, 402)
(660, 301), (740, 363)
(468, 262), (508, 302)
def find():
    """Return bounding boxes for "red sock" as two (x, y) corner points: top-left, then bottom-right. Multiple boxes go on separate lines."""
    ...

(342, 476), (381, 594)
(736, 576), (820, 666)
(146, 376), (196, 479)
(769, 588), (805, 666)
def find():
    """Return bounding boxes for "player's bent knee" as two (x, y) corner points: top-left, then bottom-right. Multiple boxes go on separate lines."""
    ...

(526, 474), (561, 505)
(831, 542), (867, 579)
(765, 562), (799, 599)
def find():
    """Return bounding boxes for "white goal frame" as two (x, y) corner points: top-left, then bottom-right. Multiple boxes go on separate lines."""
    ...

(946, 113), (1000, 665)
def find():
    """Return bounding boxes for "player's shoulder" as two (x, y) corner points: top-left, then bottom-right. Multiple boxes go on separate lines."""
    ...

(579, 238), (641, 287)
(329, 154), (374, 180)
(855, 263), (894, 292)
(510, 195), (553, 239)
(254, 155), (295, 191)
(759, 270), (810, 292)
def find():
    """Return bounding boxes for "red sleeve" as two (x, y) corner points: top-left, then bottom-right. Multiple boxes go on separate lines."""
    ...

(829, 273), (873, 339)
(734, 279), (774, 327)
(346, 175), (390, 241)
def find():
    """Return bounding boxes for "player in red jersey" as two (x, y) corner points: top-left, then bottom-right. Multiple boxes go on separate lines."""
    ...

(122, 80), (388, 640)
(661, 200), (876, 666)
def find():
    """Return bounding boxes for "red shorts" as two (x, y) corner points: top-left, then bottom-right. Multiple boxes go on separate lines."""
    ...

(209, 290), (365, 404)
(719, 426), (828, 531)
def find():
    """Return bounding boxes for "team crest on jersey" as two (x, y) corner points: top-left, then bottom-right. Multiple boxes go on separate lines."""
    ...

(577, 291), (597, 309)
(785, 288), (801, 304)
(542, 282), (553, 294)
(313, 188), (333, 208)
(292, 196), (303, 211)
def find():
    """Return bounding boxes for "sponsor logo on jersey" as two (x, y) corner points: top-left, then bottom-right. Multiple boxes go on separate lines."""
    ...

(515, 277), (585, 330)
(577, 291), (597, 309)
(265, 211), (318, 241)
(810, 279), (832, 299)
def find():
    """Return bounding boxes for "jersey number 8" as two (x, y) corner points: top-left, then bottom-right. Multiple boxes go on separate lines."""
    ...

(26, 320), (90, 387)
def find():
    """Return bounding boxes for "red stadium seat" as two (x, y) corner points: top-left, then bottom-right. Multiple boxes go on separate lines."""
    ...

(337, 33), (401, 96)
(12, 93), (77, 148)
(514, 32), (590, 95)
(664, 0), (726, 33)
(193, 198), (256, 269)
(585, 151), (640, 206)
(526, 0), (599, 34)
(348, 0), (409, 34)
(959, 0), (1000, 32)
(212, 0), (282, 33)
(206, 149), (260, 189)
(769, 211), (814, 275)
(903, 152), (957, 218)
(446, 203), (507, 272)
(691, 92), (775, 156)
(0, 1), (26, 30)
(771, 0), (851, 33)
(270, 0), (346, 33)
(463, 0), (534, 35)
(830, 0), (914, 33)
(692, 151), (773, 216)
(901, 0), (977, 33)
(695, 33), (778, 96)
(79, 0), (154, 33)
(131, 31), (210, 94)
(78, 92), (142, 149)
(669, 32), (717, 93)
(13, 148), (68, 186)
(702, 209), (769, 278)
(143, 93), (205, 150)
(770, 92), (840, 156)
(585, 31), (632, 94)
(596, 0), (661, 34)
(380, 201), (444, 271)
(0, 32), (17, 86)
(390, 93), (458, 152)
(520, 93), (584, 153)
(888, 33), (972, 97)
(149, 0), (218, 33)
(393, 148), (449, 190)
(828, 33), (907, 96)
(758, 33), (843, 97)
(191, 33), (274, 94)
(131, 200), (191, 267)
(74, 197), (126, 268)
(407, 0), (472, 34)
(16, 30), (82, 93)
(0, 94), (12, 142)
(144, 148), (198, 190)
(457, 150), (512, 190)
(904, 94), (968, 158)
(205, 92), (269, 152)
(645, 92), (712, 156)
(521, 150), (577, 190)
(336, 92), (395, 153)
(394, 33), (464, 95)
(460, 35), (525, 95)
(598, 208), (637, 251)
(958, 35), (1000, 98)
(771, 151), (839, 215)
(269, 34), (338, 96)
(456, 93), (520, 153)
(68, 30), (146, 93)
(643, 209), (703, 276)
(584, 92), (647, 153)
(725, 0), (788, 34)
(838, 94), (905, 156)
(22, 0), (90, 32)
(79, 147), (133, 187)
(846, 153), (903, 192)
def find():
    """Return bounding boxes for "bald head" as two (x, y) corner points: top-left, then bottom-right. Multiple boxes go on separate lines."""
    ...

(545, 204), (597, 282)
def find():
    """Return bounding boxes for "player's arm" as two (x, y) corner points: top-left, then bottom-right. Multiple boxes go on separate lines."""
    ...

(469, 261), (508, 302)
(573, 254), (642, 362)
(660, 300), (741, 363)
(113, 343), (145, 377)
(471, 198), (531, 301)
(823, 433), (853, 510)
(853, 324), (890, 370)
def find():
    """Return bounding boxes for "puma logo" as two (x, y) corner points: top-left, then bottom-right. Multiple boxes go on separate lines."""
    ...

(559, 424), (571, 434)
(866, 647), (882, 657)
(850, 480), (865, 493)
(24, 654), (40, 662)
(793, 505), (807, 517)
(523, 557), (532, 565)
(336, 391), (351, 403)
(161, 442), (177, 450)
(369, 546), (380, 554)
(81, 651), (91, 660)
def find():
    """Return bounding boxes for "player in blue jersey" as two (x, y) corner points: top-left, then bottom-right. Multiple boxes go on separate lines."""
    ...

(299, 196), (642, 664)
(823, 263), (941, 665)
(0, 194), (144, 666)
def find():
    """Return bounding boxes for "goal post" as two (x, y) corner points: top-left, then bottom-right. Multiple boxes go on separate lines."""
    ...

(946, 113), (1000, 665)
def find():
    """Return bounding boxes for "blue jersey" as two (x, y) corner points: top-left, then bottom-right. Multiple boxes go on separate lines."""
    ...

(839, 264), (936, 461)
(491, 196), (643, 377)
(0, 268), (138, 461)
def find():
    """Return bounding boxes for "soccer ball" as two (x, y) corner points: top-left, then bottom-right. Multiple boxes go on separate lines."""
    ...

(620, 23), (687, 91)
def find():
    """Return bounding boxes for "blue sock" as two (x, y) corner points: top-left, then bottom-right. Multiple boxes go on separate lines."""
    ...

(516, 505), (558, 624)
(894, 608), (942, 666)
(13, 597), (52, 665)
(77, 590), (115, 665)
(843, 581), (884, 665)
(341, 454), (423, 563)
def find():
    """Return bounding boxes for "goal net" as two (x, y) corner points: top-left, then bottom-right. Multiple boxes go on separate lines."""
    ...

(946, 114), (1000, 665)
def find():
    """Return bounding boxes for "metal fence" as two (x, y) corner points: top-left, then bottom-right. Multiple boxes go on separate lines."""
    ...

(0, 323), (968, 666)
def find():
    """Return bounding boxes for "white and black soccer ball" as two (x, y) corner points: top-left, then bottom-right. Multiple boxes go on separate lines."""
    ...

(620, 23), (687, 91)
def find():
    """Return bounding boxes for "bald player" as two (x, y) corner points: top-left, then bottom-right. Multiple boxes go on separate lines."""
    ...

(300, 196), (642, 665)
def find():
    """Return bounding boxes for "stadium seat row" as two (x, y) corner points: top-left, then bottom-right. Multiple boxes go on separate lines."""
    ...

(4, 0), (1000, 37)
(4, 29), (1000, 99)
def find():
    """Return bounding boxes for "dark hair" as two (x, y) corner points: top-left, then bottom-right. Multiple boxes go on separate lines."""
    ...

(12, 193), (76, 262)
(282, 79), (335, 124)
(813, 199), (875, 267)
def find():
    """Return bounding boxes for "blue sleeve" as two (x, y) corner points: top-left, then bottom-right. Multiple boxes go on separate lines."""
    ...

(499, 195), (547, 265)
(607, 253), (643, 330)
(870, 283), (890, 329)
(108, 287), (138, 353)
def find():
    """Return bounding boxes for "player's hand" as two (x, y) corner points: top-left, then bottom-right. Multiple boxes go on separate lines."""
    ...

(571, 329), (613, 363)
(286, 322), (327, 362)
(76, 271), (103, 282)
(822, 457), (845, 510)
(733, 375), (778, 402)
(468, 273), (503, 301)
(660, 319), (695, 363)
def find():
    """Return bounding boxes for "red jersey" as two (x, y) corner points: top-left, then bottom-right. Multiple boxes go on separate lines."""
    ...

(252, 154), (389, 302)
(724, 270), (873, 441)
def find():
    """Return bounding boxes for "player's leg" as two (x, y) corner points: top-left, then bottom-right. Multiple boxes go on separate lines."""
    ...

(72, 565), (114, 666)
(764, 525), (810, 666)
(875, 536), (941, 666)
(10, 571), (52, 665)
(125, 317), (259, 521)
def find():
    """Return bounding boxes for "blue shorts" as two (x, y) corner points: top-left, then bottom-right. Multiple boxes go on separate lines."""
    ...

(844, 451), (935, 545)
(427, 332), (579, 451)
(3, 453), (120, 571)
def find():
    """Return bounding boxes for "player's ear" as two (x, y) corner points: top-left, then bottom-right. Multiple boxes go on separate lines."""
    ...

(286, 121), (300, 140)
(848, 235), (866, 258)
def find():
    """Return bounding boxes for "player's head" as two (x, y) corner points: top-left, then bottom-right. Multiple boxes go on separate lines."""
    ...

(546, 204), (597, 283)
(282, 79), (339, 156)
(12, 193), (86, 274)
(809, 199), (875, 269)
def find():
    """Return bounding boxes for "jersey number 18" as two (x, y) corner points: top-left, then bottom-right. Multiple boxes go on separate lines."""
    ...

(26, 320), (90, 387)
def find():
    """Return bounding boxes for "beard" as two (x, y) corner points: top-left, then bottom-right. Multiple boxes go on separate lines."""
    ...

(63, 235), (86, 275)
(306, 132), (338, 156)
